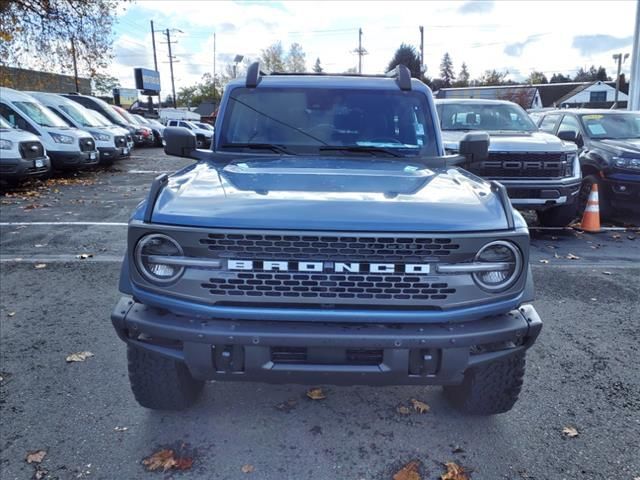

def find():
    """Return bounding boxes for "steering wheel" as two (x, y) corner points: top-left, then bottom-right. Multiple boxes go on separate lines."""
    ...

(368, 137), (403, 144)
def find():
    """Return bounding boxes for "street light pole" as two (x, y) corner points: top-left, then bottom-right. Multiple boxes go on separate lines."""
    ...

(612, 52), (630, 108)
(165, 29), (177, 109)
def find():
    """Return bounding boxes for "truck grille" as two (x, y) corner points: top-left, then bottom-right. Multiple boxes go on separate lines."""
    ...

(474, 152), (567, 178)
(19, 141), (44, 160)
(201, 272), (456, 302)
(200, 234), (460, 262)
(114, 135), (126, 148)
(79, 137), (95, 152)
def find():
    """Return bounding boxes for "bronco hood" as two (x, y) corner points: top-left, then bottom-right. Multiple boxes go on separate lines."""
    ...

(149, 156), (511, 232)
(442, 130), (573, 153)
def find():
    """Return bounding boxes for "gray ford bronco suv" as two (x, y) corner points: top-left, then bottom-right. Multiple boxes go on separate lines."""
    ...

(112, 64), (542, 415)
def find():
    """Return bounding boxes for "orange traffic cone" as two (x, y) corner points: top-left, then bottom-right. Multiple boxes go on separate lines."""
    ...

(580, 183), (601, 232)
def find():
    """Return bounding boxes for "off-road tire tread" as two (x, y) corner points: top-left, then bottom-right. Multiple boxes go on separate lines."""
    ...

(127, 346), (204, 410)
(444, 352), (526, 415)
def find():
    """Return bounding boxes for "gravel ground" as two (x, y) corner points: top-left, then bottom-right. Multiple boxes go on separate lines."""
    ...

(1, 148), (639, 480)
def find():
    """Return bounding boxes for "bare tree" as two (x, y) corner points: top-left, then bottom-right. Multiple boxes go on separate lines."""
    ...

(260, 42), (286, 73)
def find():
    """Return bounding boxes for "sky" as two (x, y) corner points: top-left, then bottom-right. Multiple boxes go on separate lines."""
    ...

(111, 0), (639, 95)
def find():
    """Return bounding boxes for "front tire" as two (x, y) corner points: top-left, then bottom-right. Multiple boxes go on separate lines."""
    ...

(537, 202), (578, 227)
(127, 346), (204, 410)
(443, 352), (526, 415)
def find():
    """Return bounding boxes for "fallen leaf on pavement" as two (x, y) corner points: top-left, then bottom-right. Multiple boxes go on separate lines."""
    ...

(562, 426), (579, 438)
(602, 271), (612, 275)
(241, 464), (255, 473)
(142, 448), (193, 472)
(65, 351), (94, 363)
(33, 466), (48, 479)
(611, 233), (621, 240)
(411, 398), (430, 414)
(393, 460), (421, 480)
(539, 259), (549, 264)
(441, 461), (469, 480)
(566, 253), (580, 260)
(628, 235), (636, 241)
(554, 253), (561, 259)
(396, 405), (411, 415)
(7, 311), (15, 317)
(275, 398), (297, 412)
(25, 450), (47, 464)
(306, 387), (326, 400)
(34, 264), (47, 269)
(114, 426), (128, 432)
(77, 253), (94, 259)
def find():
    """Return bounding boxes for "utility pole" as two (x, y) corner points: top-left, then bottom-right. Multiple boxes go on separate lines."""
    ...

(150, 21), (158, 71)
(612, 52), (630, 108)
(353, 28), (367, 74)
(419, 25), (424, 74)
(70, 38), (79, 92)
(628, 0), (640, 111)
(163, 28), (178, 109)
(213, 32), (217, 99)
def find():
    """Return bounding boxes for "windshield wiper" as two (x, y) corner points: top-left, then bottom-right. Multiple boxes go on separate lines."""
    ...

(221, 143), (296, 155)
(319, 145), (402, 157)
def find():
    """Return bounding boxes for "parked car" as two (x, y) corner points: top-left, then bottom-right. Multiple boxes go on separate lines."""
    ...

(166, 119), (213, 148)
(132, 114), (164, 147)
(537, 109), (640, 217)
(0, 87), (99, 170)
(84, 109), (134, 151)
(436, 99), (581, 227)
(193, 121), (214, 132)
(63, 93), (146, 147)
(0, 115), (51, 184)
(112, 64), (542, 415)
(111, 106), (154, 147)
(28, 91), (129, 165)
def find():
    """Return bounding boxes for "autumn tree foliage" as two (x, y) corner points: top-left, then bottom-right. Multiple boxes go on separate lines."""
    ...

(0, 0), (121, 76)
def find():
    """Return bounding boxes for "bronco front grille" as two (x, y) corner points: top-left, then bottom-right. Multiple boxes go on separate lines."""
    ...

(200, 234), (460, 262)
(201, 272), (456, 302)
(473, 152), (567, 178)
(19, 141), (44, 160)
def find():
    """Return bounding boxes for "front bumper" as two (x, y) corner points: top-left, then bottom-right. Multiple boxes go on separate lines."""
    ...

(48, 150), (99, 169)
(112, 296), (542, 385)
(0, 155), (51, 180)
(602, 171), (640, 212)
(499, 178), (582, 210)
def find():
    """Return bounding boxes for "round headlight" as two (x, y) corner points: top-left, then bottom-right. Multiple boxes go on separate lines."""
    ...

(134, 234), (184, 284)
(473, 240), (522, 292)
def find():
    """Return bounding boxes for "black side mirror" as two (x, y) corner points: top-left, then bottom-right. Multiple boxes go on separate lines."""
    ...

(164, 127), (197, 159)
(557, 130), (577, 143)
(459, 131), (490, 162)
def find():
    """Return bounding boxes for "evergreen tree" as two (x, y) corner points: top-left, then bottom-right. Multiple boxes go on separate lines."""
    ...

(386, 43), (422, 79)
(550, 73), (572, 83)
(313, 57), (323, 73)
(286, 42), (306, 73)
(526, 71), (548, 84)
(453, 62), (470, 87)
(440, 52), (455, 87)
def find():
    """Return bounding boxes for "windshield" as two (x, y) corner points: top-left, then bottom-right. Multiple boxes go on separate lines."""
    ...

(59, 103), (101, 127)
(14, 101), (69, 128)
(112, 106), (138, 125)
(437, 102), (537, 132)
(133, 114), (150, 125)
(220, 87), (437, 155)
(85, 110), (111, 126)
(580, 113), (640, 140)
(195, 122), (213, 130)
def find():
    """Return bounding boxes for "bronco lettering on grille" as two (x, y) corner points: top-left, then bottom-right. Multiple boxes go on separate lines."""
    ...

(228, 259), (430, 274)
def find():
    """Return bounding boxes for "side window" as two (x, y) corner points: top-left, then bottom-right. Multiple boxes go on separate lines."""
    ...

(538, 114), (561, 133)
(179, 121), (191, 129)
(0, 103), (39, 135)
(557, 115), (581, 137)
(168, 120), (177, 126)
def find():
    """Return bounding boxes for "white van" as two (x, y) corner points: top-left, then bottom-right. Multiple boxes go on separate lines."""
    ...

(166, 119), (213, 148)
(28, 91), (129, 164)
(0, 116), (51, 183)
(0, 87), (99, 170)
(84, 109), (134, 151)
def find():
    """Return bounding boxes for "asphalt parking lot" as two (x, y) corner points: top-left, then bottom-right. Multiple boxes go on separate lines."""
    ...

(1, 148), (639, 480)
